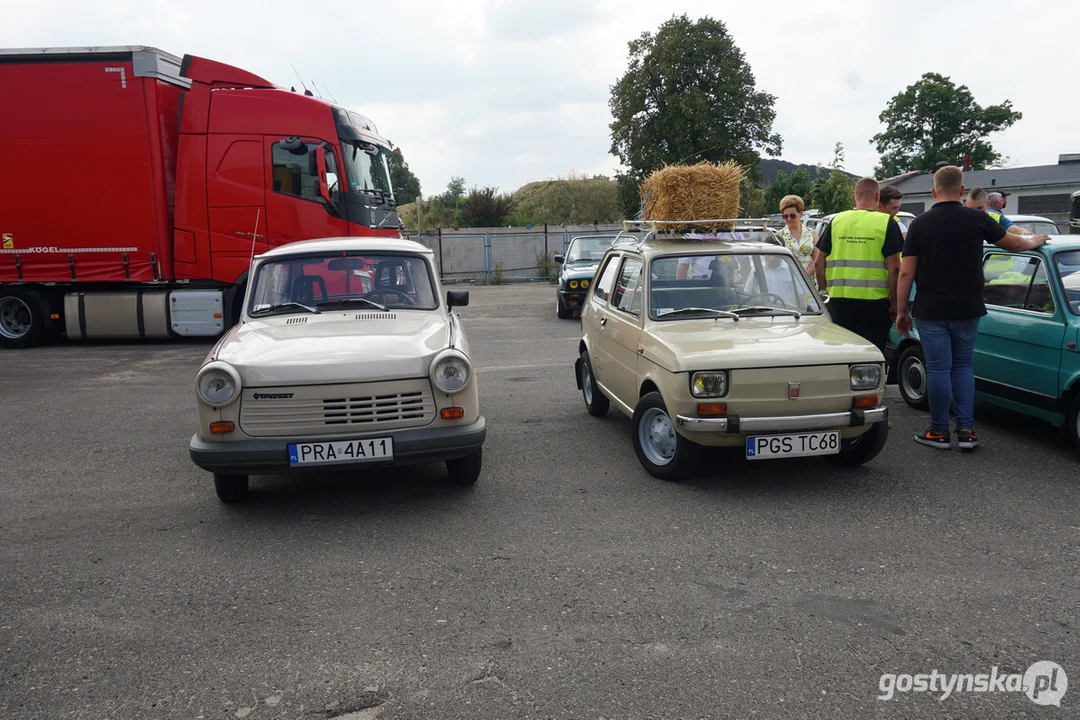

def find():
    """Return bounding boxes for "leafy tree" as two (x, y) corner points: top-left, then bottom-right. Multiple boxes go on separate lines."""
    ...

(386, 147), (421, 204)
(764, 167), (814, 214)
(809, 143), (855, 216)
(739, 176), (765, 218)
(608, 13), (782, 210)
(872, 72), (1022, 177)
(457, 187), (515, 228)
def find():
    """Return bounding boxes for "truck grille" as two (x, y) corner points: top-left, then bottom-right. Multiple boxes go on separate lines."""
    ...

(239, 379), (436, 437)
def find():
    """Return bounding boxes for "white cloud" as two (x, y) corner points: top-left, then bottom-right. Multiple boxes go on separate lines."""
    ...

(2, 0), (1075, 195)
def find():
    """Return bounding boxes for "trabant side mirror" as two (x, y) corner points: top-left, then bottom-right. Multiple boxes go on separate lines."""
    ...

(554, 254), (565, 264)
(447, 289), (470, 308)
(315, 145), (332, 204)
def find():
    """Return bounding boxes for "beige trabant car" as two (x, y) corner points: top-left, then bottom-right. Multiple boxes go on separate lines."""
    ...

(574, 228), (890, 480)
(188, 237), (486, 503)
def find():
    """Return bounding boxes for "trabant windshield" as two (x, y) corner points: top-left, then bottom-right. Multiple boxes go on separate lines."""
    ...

(649, 252), (822, 320)
(1022, 221), (1060, 235)
(249, 253), (437, 315)
(567, 237), (616, 263)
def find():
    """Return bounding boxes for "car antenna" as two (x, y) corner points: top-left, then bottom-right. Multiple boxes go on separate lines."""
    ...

(310, 79), (323, 99)
(290, 63), (314, 96)
(320, 83), (338, 103)
(247, 209), (262, 268)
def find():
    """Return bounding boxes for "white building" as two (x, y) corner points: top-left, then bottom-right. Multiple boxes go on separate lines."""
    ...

(883, 154), (1080, 232)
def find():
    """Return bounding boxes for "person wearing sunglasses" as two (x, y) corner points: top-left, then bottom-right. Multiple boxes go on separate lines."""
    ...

(777, 195), (818, 286)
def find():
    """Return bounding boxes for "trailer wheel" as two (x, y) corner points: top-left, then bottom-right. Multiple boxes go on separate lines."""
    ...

(0, 290), (46, 350)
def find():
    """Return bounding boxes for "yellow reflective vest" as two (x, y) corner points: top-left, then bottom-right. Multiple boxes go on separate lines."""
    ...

(988, 210), (1003, 223)
(824, 209), (891, 300)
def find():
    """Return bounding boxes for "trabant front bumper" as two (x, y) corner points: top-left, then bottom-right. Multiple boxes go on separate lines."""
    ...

(675, 406), (888, 433)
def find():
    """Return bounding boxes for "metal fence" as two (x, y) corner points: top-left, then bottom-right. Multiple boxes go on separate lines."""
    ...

(405, 226), (625, 284)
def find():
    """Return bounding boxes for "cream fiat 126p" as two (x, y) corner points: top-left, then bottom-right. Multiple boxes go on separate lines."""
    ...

(188, 237), (486, 503)
(574, 221), (889, 480)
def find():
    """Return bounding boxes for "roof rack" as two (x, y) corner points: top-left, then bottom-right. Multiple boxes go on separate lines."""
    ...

(617, 218), (783, 243)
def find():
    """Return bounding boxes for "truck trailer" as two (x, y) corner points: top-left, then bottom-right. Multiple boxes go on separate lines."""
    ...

(0, 45), (403, 349)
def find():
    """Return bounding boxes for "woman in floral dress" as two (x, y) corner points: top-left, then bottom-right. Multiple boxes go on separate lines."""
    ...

(777, 195), (818, 288)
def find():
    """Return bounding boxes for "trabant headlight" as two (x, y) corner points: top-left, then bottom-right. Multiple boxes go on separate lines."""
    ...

(850, 364), (882, 390)
(691, 371), (728, 398)
(580, 278), (590, 289)
(431, 351), (471, 393)
(196, 362), (241, 406)
(569, 280), (580, 289)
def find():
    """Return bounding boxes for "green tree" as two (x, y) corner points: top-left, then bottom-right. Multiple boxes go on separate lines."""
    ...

(608, 13), (782, 213)
(872, 72), (1022, 177)
(764, 167), (814, 214)
(457, 187), (515, 228)
(386, 147), (421, 204)
(739, 175), (765, 218)
(810, 143), (855, 216)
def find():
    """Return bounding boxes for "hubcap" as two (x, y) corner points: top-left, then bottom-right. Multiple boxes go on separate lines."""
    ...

(582, 360), (594, 404)
(0, 296), (32, 340)
(901, 356), (926, 402)
(638, 407), (677, 466)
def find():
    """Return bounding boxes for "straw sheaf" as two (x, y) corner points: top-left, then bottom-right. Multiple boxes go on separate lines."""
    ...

(640, 161), (745, 232)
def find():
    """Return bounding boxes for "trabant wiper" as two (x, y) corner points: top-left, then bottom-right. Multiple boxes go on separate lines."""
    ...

(250, 301), (321, 316)
(316, 297), (389, 312)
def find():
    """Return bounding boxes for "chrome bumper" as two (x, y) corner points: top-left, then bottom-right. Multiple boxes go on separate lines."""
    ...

(675, 406), (888, 433)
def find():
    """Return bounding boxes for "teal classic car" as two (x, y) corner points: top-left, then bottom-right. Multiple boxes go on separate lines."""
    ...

(887, 236), (1080, 450)
(554, 234), (621, 318)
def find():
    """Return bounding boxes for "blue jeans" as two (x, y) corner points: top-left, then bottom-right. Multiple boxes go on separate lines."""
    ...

(917, 318), (981, 433)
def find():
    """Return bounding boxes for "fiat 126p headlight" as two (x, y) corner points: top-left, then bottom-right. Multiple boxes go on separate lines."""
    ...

(850, 364), (882, 390)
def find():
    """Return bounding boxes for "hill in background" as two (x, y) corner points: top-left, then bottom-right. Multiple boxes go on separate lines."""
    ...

(759, 158), (857, 185)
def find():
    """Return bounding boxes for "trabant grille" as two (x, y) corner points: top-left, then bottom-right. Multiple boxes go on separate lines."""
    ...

(239, 379), (436, 437)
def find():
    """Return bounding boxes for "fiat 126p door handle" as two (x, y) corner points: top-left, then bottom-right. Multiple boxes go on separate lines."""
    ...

(599, 317), (607, 327)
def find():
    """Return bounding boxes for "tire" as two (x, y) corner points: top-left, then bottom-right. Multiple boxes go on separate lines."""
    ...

(556, 294), (572, 319)
(579, 350), (609, 417)
(897, 344), (929, 411)
(826, 421), (890, 467)
(446, 449), (482, 486)
(631, 391), (701, 481)
(1067, 394), (1080, 458)
(214, 473), (249, 503)
(0, 289), (47, 350)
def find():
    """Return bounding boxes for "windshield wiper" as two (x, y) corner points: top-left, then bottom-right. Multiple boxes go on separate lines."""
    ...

(250, 301), (321, 316)
(316, 297), (389, 312)
(732, 305), (802, 319)
(657, 307), (740, 320)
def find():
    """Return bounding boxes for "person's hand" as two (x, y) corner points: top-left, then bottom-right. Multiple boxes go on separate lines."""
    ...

(1031, 233), (1050, 246)
(896, 312), (912, 337)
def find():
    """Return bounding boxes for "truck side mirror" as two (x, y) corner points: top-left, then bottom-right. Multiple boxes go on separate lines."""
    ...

(315, 145), (332, 204)
(554, 254), (564, 264)
(447, 290), (469, 308)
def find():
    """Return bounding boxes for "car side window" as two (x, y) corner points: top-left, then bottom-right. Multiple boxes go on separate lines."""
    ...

(593, 255), (621, 303)
(983, 254), (1054, 314)
(271, 139), (336, 204)
(612, 258), (644, 317)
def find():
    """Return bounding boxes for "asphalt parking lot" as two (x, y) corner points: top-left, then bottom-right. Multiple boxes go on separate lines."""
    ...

(2, 282), (1078, 719)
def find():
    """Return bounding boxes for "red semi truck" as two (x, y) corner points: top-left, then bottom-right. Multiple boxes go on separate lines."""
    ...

(0, 45), (402, 349)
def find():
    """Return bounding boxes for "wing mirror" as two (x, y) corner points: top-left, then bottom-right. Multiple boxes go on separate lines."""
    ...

(554, 254), (565, 264)
(447, 289), (469, 308)
(315, 145), (332, 204)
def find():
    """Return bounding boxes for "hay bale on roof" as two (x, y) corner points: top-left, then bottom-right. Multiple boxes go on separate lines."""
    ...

(640, 161), (745, 232)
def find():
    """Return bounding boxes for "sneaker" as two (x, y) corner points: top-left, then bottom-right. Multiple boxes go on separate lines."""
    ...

(956, 428), (978, 451)
(914, 428), (950, 449)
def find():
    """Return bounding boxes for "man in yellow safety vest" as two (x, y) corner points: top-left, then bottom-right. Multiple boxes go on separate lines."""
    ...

(814, 177), (904, 352)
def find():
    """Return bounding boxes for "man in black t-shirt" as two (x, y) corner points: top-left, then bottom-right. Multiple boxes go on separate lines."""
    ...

(895, 165), (1049, 451)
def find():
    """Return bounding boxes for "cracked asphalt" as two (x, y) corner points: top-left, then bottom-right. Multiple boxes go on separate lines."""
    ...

(1, 283), (1077, 719)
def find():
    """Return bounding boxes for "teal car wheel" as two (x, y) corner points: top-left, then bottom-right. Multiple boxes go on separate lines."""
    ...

(897, 344), (929, 411)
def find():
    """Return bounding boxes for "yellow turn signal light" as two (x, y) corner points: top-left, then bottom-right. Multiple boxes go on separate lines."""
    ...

(209, 421), (235, 434)
(441, 407), (465, 420)
(697, 403), (727, 417)
(852, 395), (878, 410)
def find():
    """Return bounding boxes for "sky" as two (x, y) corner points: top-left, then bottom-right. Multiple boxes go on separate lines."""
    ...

(3, 0), (1077, 198)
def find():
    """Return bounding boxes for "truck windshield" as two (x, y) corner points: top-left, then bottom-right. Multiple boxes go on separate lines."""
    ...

(340, 139), (394, 197)
(249, 253), (438, 316)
